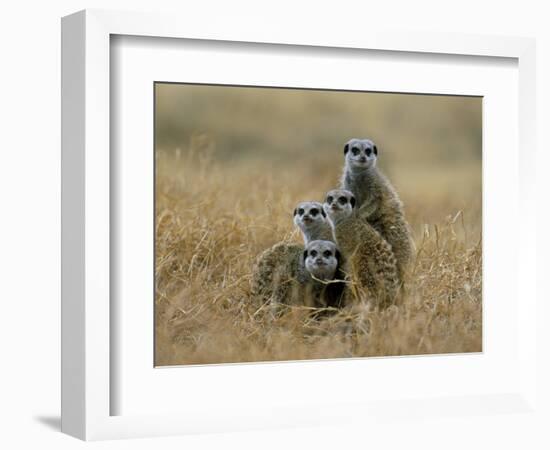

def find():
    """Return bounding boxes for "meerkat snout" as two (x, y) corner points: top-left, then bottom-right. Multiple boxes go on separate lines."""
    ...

(344, 138), (378, 171)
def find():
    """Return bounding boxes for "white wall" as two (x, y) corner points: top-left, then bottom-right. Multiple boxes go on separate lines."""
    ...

(0, 1), (547, 448)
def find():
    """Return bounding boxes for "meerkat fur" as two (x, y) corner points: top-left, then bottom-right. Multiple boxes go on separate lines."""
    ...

(250, 241), (306, 308)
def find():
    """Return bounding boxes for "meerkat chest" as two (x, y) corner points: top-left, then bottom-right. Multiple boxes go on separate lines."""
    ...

(344, 170), (376, 208)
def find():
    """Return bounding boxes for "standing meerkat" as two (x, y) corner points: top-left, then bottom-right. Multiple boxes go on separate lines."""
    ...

(340, 138), (415, 283)
(251, 202), (336, 309)
(323, 189), (399, 308)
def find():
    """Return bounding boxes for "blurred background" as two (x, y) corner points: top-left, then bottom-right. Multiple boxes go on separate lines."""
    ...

(154, 83), (483, 365)
(155, 83), (482, 232)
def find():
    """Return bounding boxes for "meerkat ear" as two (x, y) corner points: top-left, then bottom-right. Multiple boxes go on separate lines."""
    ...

(344, 143), (349, 154)
(373, 145), (378, 156)
(335, 249), (341, 262)
(350, 196), (356, 208)
(321, 208), (326, 218)
(303, 250), (308, 261)
(293, 208), (297, 216)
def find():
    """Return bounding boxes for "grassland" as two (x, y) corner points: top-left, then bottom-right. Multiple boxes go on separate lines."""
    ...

(154, 85), (482, 366)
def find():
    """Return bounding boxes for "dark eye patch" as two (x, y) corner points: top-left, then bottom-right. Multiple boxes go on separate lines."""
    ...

(366, 147), (372, 156)
(298, 208), (305, 215)
(326, 196), (333, 204)
(310, 250), (317, 258)
(351, 147), (360, 156)
(310, 208), (318, 216)
(323, 250), (332, 258)
(338, 196), (348, 205)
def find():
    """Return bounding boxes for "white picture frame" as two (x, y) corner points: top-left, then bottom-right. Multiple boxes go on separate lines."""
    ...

(61, 9), (538, 441)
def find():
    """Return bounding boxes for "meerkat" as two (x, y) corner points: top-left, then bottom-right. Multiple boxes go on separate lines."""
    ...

(251, 202), (335, 309)
(340, 138), (415, 283)
(251, 239), (345, 310)
(302, 240), (347, 309)
(323, 189), (399, 308)
(293, 201), (334, 244)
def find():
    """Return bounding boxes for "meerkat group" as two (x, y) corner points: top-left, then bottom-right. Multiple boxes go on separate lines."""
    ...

(251, 201), (346, 309)
(251, 137), (414, 312)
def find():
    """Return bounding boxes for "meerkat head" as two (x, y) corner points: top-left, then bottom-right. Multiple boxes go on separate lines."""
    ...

(343, 138), (378, 171)
(293, 201), (328, 237)
(323, 189), (356, 225)
(303, 240), (340, 281)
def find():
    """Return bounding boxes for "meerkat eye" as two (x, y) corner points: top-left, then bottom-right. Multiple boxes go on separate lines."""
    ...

(310, 208), (319, 216)
(326, 196), (333, 204)
(365, 147), (372, 156)
(323, 250), (332, 258)
(351, 147), (360, 156)
(298, 208), (305, 216)
(310, 250), (317, 258)
(338, 196), (348, 205)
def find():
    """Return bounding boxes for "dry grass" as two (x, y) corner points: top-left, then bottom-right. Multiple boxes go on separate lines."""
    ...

(154, 143), (482, 366)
